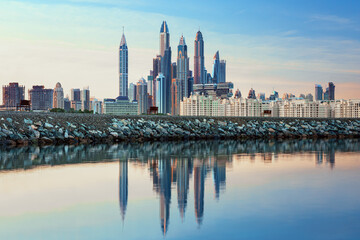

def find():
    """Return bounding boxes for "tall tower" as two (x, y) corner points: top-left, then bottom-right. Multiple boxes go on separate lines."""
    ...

(177, 35), (189, 101)
(328, 82), (335, 100)
(160, 21), (170, 57)
(53, 82), (64, 109)
(315, 84), (323, 101)
(159, 21), (172, 113)
(194, 31), (204, 84)
(119, 30), (128, 97)
(212, 51), (220, 84)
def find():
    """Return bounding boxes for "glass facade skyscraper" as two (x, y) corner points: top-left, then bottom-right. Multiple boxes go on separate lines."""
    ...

(315, 84), (323, 101)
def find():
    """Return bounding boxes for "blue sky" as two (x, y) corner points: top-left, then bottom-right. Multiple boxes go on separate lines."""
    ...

(0, 0), (359, 99)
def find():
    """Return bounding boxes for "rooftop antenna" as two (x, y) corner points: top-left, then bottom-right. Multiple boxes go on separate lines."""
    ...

(122, 26), (124, 34)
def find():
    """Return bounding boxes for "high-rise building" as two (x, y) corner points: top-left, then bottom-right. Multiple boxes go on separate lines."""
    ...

(160, 21), (170, 57)
(2, 82), (25, 109)
(136, 78), (148, 114)
(328, 82), (335, 100)
(324, 88), (329, 101)
(315, 84), (323, 101)
(119, 31), (128, 97)
(128, 83), (137, 102)
(156, 73), (166, 114)
(147, 75), (154, 99)
(258, 93), (265, 101)
(28, 86), (53, 111)
(219, 60), (226, 83)
(234, 89), (242, 99)
(152, 55), (162, 105)
(64, 97), (71, 111)
(71, 88), (81, 102)
(177, 35), (189, 102)
(171, 62), (177, 80)
(212, 51), (220, 84)
(247, 88), (256, 99)
(90, 97), (103, 114)
(171, 78), (181, 115)
(81, 87), (90, 111)
(53, 82), (64, 109)
(306, 93), (314, 101)
(194, 31), (205, 84)
(159, 21), (172, 114)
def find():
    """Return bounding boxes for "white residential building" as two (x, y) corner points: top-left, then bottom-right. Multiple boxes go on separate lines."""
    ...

(180, 95), (360, 118)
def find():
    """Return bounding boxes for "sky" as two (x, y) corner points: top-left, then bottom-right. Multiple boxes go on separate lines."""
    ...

(0, 0), (359, 100)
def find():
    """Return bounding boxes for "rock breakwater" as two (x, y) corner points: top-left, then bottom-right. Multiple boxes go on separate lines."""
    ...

(0, 112), (359, 146)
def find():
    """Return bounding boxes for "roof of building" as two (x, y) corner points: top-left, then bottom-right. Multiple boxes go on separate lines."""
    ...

(160, 21), (169, 33)
(120, 33), (127, 46)
(179, 35), (186, 45)
(195, 31), (203, 41)
(116, 96), (129, 101)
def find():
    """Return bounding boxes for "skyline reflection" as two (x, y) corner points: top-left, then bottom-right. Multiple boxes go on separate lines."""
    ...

(1, 139), (360, 235)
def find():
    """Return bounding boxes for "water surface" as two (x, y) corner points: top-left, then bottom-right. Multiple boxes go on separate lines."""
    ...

(0, 139), (359, 239)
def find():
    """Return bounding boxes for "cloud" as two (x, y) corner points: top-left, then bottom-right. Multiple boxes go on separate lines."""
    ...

(309, 14), (351, 24)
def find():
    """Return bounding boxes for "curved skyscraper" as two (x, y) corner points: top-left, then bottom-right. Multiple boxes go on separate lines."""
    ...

(119, 32), (128, 97)
(194, 31), (204, 84)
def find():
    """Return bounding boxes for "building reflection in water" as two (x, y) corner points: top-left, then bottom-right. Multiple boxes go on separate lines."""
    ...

(2, 139), (359, 234)
(119, 160), (128, 222)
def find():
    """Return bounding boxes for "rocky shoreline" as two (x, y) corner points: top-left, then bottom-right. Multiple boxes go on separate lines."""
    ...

(0, 112), (359, 147)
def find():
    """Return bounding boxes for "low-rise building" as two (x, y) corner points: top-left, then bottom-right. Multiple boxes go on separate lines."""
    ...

(180, 95), (360, 118)
(103, 96), (138, 115)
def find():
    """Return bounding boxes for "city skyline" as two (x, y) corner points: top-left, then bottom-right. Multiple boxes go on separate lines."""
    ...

(0, 0), (359, 101)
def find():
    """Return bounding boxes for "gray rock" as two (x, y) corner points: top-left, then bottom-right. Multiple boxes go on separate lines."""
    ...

(24, 119), (33, 124)
(45, 123), (54, 128)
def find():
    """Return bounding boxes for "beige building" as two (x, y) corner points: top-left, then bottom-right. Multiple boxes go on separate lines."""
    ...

(180, 95), (360, 118)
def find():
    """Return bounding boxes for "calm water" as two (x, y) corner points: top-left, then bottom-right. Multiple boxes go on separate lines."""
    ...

(0, 139), (360, 240)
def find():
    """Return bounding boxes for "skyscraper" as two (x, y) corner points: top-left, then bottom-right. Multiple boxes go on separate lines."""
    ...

(70, 88), (81, 110)
(71, 88), (81, 102)
(2, 82), (25, 109)
(219, 60), (226, 83)
(160, 21), (170, 57)
(28, 86), (53, 111)
(81, 87), (90, 111)
(136, 78), (148, 114)
(176, 35), (189, 101)
(247, 88), (256, 99)
(53, 82), (64, 109)
(171, 78), (180, 115)
(156, 73), (166, 114)
(159, 21), (172, 114)
(328, 82), (335, 100)
(152, 55), (162, 105)
(194, 31), (205, 84)
(119, 31), (128, 97)
(212, 51), (220, 83)
(128, 83), (137, 102)
(315, 84), (323, 101)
